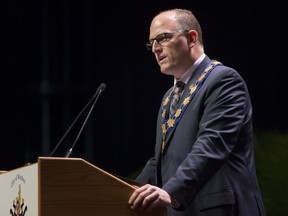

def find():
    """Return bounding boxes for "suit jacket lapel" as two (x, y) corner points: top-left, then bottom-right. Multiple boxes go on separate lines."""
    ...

(163, 56), (212, 150)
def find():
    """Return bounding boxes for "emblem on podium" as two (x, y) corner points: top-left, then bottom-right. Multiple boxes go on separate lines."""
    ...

(10, 184), (28, 216)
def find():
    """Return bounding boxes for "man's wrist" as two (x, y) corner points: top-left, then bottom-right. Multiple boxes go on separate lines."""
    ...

(169, 196), (180, 208)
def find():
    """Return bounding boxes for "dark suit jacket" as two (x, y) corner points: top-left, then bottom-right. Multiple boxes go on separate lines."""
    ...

(137, 56), (266, 216)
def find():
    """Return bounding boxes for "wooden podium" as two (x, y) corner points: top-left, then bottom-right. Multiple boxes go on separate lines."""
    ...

(0, 157), (166, 216)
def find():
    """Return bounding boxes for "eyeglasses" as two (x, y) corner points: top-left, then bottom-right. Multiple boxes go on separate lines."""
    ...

(145, 30), (189, 51)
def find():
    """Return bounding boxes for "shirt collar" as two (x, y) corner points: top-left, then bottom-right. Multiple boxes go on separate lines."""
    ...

(174, 53), (206, 85)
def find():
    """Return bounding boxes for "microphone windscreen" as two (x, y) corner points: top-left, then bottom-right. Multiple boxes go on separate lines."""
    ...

(99, 83), (106, 91)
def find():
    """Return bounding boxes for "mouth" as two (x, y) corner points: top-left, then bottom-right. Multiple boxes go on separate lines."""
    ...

(158, 55), (167, 64)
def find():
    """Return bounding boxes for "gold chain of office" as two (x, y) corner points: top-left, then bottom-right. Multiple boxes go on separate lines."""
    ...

(161, 60), (222, 152)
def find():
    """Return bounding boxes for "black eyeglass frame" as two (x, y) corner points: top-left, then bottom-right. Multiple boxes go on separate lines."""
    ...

(145, 30), (189, 51)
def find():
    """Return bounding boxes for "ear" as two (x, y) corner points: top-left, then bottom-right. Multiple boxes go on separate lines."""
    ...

(188, 30), (198, 47)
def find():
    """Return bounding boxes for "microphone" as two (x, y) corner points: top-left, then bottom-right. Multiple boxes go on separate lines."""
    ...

(64, 83), (106, 158)
(93, 83), (106, 97)
(48, 83), (106, 157)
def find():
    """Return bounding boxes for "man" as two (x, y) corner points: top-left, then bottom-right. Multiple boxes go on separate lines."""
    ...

(128, 8), (266, 216)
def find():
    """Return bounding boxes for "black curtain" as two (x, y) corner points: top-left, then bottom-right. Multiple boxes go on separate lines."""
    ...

(1, 0), (287, 176)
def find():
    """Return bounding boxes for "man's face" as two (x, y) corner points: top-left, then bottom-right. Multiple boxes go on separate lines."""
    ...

(149, 12), (191, 79)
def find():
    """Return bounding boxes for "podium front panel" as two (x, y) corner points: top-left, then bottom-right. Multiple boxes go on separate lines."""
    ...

(0, 163), (38, 216)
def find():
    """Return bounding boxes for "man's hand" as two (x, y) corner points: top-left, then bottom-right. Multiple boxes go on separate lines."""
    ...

(128, 184), (172, 212)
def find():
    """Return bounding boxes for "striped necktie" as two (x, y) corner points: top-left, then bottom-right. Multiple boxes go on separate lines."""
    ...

(169, 81), (185, 117)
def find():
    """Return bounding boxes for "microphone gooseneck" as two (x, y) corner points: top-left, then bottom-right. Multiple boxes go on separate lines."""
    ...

(65, 84), (106, 158)
(48, 83), (106, 157)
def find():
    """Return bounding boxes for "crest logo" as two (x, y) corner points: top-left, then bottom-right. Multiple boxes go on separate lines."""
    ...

(9, 184), (28, 216)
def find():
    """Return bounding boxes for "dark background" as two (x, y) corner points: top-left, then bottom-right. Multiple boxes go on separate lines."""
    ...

(1, 1), (287, 211)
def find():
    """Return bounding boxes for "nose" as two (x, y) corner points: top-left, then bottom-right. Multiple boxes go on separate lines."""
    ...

(152, 41), (162, 53)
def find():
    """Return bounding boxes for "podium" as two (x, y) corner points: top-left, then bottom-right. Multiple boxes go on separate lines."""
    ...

(0, 157), (166, 216)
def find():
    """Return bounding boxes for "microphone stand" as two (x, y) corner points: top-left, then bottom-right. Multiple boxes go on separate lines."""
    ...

(48, 84), (105, 157)
(65, 87), (104, 158)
